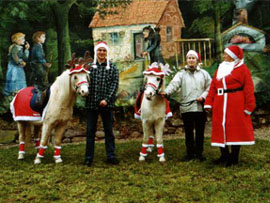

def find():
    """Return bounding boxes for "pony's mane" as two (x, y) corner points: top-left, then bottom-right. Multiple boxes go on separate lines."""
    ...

(51, 69), (71, 95)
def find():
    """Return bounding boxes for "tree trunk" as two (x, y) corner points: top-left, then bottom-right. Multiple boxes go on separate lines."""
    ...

(51, 0), (75, 74)
(214, 0), (223, 62)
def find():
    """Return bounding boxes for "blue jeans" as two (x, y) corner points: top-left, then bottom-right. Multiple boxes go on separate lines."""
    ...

(85, 108), (116, 161)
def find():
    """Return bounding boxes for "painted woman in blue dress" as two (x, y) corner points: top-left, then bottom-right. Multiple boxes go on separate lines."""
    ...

(3, 32), (30, 96)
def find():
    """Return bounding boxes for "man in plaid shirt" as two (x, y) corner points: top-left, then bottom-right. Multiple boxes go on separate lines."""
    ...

(85, 41), (119, 166)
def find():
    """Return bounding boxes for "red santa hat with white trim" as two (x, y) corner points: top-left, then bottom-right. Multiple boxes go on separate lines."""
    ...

(224, 45), (244, 63)
(186, 50), (201, 62)
(143, 62), (165, 78)
(69, 64), (90, 75)
(92, 41), (110, 70)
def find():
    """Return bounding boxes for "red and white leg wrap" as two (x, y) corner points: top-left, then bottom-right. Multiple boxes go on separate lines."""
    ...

(54, 146), (62, 159)
(37, 145), (47, 158)
(19, 142), (25, 154)
(147, 136), (154, 147)
(157, 144), (165, 157)
(140, 144), (148, 157)
(35, 138), (40, 149)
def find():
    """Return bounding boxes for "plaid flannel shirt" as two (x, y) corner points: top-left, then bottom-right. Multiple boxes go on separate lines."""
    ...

(86, 62), (119, 110)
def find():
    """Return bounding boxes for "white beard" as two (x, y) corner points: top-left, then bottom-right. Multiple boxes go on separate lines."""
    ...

(216, 61), (235, 80)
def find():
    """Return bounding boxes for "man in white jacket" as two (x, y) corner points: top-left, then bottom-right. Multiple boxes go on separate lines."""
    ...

(163, 50), (212, 161)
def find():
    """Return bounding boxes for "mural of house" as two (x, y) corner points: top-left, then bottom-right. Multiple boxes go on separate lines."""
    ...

(89, 0), (185, 62)
(221, 22), (266, 52)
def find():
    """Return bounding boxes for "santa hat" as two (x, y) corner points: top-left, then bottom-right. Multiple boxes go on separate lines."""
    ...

(92, 41), (110, 70)
(224, 45), (244, 60)
(143, 63), (165, 78)
(69, 64), (90, 75)
(186, 50), (201, 62)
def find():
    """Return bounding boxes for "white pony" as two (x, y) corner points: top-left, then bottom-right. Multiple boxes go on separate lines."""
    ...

(138, 63), (171, 162)
(11, 54), (90, 164)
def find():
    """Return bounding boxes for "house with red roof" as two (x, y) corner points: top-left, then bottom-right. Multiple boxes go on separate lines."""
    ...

(89, 0), (185, 62)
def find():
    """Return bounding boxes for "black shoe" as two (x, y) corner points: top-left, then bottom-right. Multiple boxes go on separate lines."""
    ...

(226, 158), (238, 167)
(213, 156), (227, 165)
(182, 154), (194, 161)
(84, 159), (92, 167)
(106, 158), (119, 165)
(196, 154), (206, 162)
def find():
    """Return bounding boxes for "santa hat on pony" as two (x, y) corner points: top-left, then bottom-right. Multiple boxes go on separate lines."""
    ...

(186, 50), (202, 67)
(92, 41), (110, 70)
(69, 64), (90, 75)
(224, 45), (244, 66)
(143, 62), (165, 77)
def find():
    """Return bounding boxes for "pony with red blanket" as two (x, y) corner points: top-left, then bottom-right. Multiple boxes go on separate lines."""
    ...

(11, 53), (91, 164)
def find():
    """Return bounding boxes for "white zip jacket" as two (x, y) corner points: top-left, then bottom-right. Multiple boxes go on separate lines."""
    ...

(165, 66), (212, 113)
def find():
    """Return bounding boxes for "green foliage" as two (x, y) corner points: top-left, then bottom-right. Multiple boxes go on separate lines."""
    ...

(0, 139), (270, 202)
(254, 69), (270, 109)
(188, 17), (215, 38)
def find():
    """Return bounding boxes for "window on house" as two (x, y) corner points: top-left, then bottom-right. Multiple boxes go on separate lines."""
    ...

(166, 26), (173, 42)
(134, 33), (144, 59)
(110, 32), (119, 45)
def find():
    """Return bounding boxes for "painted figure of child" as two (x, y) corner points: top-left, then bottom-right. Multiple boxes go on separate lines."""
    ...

(3, 32), (30, 96)
(29, 31), (51, 91)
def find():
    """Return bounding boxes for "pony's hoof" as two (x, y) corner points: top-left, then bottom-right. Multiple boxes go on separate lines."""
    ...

(34, 158), (41, 164)
(18, 153), (24, 160)
(159, 156), (166, 162)
(139, 156), (145, 162)
(146, 147), (153, 153)
(55, 157), (63, 164)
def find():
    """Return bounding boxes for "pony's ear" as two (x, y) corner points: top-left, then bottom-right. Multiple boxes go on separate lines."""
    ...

(84, 51), (93, 64)
(78, 57), (84, 65)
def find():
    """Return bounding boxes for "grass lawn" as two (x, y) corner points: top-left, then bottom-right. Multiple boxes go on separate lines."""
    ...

(0, 138), (270, 202)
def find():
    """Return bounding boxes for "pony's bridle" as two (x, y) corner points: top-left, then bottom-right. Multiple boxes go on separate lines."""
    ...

(144, 78), (163, 95)
(74, 80), (89, 92)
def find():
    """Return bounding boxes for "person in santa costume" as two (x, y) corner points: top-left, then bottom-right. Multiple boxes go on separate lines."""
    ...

(84, 41), (119, 166)
(204, 45), (256, 167)
(162, 50), (212, 161)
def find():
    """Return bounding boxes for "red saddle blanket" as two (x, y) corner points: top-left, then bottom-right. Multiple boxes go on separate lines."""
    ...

(134, 92), (172, 120)
(10, 87), (42, 121)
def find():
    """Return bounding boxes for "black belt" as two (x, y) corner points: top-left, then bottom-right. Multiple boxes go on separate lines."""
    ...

(217, 87), (243, 95)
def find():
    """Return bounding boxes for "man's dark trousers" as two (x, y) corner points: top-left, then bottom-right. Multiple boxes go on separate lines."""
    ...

(85, 108), (116, 161)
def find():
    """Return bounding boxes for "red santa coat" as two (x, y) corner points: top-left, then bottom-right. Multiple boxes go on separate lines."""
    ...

(204, 63), (255, 147)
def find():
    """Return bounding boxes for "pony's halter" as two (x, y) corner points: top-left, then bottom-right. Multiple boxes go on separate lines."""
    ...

(144, 79), (163, 95)
(74, 80), (89, 92)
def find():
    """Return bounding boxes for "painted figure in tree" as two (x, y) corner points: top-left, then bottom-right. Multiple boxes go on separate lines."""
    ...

(3, 32), (30, 96)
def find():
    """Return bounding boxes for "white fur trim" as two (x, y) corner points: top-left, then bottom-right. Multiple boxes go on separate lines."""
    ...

(226, 141), (255, 145)
(94, 43), (109, 52)
(37, 154), (44, 158)
(149, 136), (154, 139)
(148, 144), (154, 147)
(166, 112), (173, 119)
(244, 110), (252, 115)
(186, 50), (198, 59)
(222, 78), (228, 146)
(157, 153), (165, 157)
(19, 142), (25, 145)
(142, 144), (148, 147)
(134, 113), (141, 120)
(143, 70), (164, 76)
(40, 145), (48, 149)
(211, 143), (225, 147)
(204, 105), (212, 109)
(156, 144), (163, 148)
(53, 155), (61, 159)
(19, 151), (25, 154)
(54, 146), (62, 149)
(225, 48), (238, 60)
(140, 152), (147, 157)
